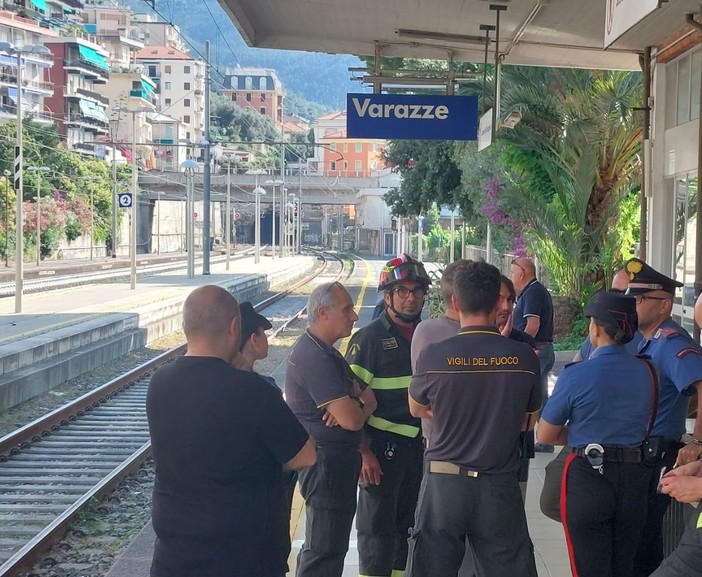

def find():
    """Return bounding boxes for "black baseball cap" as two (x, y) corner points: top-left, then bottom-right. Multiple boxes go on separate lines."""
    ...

(583, 292), (638, 343)
(240, 301), (272, 350)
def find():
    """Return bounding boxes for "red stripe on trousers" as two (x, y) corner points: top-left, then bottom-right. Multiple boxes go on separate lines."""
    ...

(560, 452), (580, 577)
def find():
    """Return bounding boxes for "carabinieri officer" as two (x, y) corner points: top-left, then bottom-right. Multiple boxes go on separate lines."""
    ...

(538, 292), (657, 577)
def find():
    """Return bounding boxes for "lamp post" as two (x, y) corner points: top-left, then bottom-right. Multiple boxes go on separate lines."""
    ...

(265, 179), (283, 259)
(3, 169), (9, 267)
(79, 175), (100, 261)
(120, 106), (151, 290)
(252, 186), (266, 264)
(181, 159), (198, 278)
(109, 116), (119, 258)
(225, 156), (231, 270)
(0, 42), (51, 313)
(27, 166), (50, 267)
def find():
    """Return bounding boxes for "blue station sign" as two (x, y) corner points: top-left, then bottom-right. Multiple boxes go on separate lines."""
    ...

(346, 93), (478, 141)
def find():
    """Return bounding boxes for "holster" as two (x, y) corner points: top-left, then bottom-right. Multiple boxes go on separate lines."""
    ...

(642, 436), (665, 465)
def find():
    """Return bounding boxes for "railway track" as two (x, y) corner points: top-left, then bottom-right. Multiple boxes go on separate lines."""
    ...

(0, 246), (265, 298)
(0, 251), (345, 576)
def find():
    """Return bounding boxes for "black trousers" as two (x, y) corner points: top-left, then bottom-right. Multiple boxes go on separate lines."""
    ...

(406, 468), (537, 577)
(356, 435), (424, 577)
(633, 444), (681, 577)
(295, 445), (361, 577)
(562, 455), (653, 577)
(651, 510), (702, 577)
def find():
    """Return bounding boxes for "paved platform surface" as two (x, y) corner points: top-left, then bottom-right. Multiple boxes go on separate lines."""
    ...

(0, 252), (306, 346)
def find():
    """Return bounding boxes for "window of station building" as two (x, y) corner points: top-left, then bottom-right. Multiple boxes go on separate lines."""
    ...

(330, 161), (336, 171)
(355, 142), (363, 153)
(183, 115), (191, 124)
(344, 142), (348, 153)
(184, 98), (191, 107)
(184, 82), (191, 90)
(245, 76), (253, 90)
(260, 93), (266, 101)
(330, 142), (336, 151)
(184, 65), (191, 74)
(259, 107), (266, 115)
(355, 160), (362, 171)
(667, 49), (702, 128)
(164, 65), (171, 74)
(671, 174), (698, 332)
(231, 93), (237, 101)
(261, 76), (269, 89)
(246, 93), (252, 102)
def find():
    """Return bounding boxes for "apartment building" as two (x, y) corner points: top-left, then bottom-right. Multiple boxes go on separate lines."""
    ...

(221, 66), (284, 129)
(136, 45), (204, 143)
(319, 128), (384, 177)
(44, 35), (110, 153)
(131, 12), (186, 52)
(81, 1), (145, 70)
(0, 10), (57, 125)
(151, 112), (185, 171)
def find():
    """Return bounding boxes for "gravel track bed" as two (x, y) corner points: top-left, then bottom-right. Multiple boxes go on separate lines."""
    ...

(2, 270), (332, 577)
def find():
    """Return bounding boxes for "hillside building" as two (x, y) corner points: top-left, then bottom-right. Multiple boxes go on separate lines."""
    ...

(0, 10), (57, 125)
(44, 36), (110, 154)
(221, 66), (284, 130)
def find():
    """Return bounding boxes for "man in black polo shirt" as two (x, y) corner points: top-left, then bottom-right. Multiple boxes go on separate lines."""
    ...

(286, 281), (377, 577)
(408, 261), (541, 577)
(511, 256), (555, 452)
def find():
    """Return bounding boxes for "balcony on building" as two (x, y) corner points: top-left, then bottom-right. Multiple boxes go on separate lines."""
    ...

(63, 43), (109, 83)
(65, 100), (109, 133)
(129, 77), (157, 106)
(64, 85), (109, 106)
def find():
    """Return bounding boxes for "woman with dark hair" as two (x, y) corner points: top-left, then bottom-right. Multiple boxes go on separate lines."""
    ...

(538, 292), (657, 577)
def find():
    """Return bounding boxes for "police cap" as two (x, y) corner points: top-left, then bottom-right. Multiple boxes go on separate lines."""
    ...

(583, 292), (638, 344)
(240, 301), (272, 349)
(624, 258), (682, 295)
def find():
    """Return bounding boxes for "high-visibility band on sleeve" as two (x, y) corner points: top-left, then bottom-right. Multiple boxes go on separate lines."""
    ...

(349, 364), (374, 385)
(368, 416), (420, 438)
(370, 375), (412, 390)
(697, 512), (702, 529)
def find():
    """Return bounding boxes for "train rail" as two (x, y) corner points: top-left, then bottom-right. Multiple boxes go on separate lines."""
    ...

(0, 251), (345, 576)
(0, 246), (266, 298)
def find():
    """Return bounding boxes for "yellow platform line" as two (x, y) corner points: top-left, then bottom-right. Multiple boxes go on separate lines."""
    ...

(338, 256), (373, 355)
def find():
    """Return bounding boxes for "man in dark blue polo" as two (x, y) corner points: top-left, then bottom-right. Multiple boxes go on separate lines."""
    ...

(511, 256), (554, 452)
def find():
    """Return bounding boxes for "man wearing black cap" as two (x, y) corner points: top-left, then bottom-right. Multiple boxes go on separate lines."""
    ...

(538, 292), (656, 577)
(624, 257), (702, 577)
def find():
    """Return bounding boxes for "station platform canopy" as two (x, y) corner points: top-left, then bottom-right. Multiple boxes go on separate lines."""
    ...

(217, 0), (702, 71)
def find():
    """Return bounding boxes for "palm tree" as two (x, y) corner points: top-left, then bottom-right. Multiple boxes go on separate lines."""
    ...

(496, 67), (643, 299)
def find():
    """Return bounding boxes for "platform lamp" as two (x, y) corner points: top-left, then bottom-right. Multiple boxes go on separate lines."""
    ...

(3, 169), (9, 267)
(181, 159), (198, 278)
(265, 178), (283, 258)
(0, 41), (52, 313)
(27, 166), (50, 267)
(120, 106), (152, 290)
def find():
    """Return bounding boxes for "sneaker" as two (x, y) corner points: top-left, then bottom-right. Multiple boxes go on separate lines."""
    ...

(534, 442), (554, 453)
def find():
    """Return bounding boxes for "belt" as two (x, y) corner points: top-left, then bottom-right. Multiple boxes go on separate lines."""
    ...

(573, 446), (642, 463)
(429, 461), (480, 477)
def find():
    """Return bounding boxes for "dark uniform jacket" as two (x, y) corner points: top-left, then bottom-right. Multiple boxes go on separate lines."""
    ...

(346, 311), (421, 441)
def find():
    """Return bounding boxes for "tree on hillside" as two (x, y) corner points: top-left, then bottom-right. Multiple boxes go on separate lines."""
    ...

(211, 94), (280, 143)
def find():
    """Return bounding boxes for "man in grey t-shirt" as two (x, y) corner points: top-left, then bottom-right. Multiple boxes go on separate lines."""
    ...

(411, 260), (468, 440)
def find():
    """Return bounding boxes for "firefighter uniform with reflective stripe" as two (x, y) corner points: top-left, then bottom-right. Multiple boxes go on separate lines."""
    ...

(346, 310), (423, 577)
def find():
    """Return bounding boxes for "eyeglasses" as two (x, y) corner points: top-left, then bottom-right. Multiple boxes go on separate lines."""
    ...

(511, 260), (526, 274)
(633, 294), (670, 304)
(392, 286), (426, 299)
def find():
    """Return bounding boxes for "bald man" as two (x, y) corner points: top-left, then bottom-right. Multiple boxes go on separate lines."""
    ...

(147, 285), (316, 577)
(510, 257), (555, 452)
